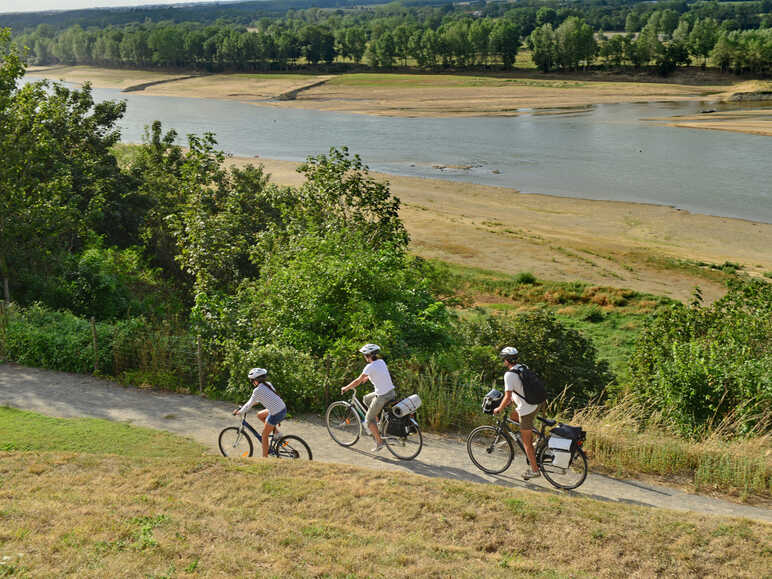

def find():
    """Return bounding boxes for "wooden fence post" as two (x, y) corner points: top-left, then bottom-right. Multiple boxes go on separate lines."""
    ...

(90, 316), (98, 374)
(196, 335), (204, 394)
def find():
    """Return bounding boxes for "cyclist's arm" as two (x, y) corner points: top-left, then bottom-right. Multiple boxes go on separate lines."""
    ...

(235, 388), (260, 415)
(493, 391), (513, 414)
(342, 373), (370, 393)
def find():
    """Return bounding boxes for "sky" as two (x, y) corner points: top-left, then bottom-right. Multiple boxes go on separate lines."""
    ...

(0, 1), (217, 14)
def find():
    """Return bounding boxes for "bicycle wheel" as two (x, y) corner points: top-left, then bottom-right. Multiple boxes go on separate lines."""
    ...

(538, 445), (588, 490)
(467, 425), (515, 474)
(273, 434), (313, 460)
(383, 416), (423, 460)
(218, 427), (253, 458)
(325, 401), (361, 447)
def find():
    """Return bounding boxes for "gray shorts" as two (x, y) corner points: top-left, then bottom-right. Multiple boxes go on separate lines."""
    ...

(364, 390), (396, 423)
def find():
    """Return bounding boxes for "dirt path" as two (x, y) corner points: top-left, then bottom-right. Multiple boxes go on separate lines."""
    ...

(1, 363), (769, 523)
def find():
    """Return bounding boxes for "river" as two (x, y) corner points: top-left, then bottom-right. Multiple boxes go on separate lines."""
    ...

(26, 77), (772, 223)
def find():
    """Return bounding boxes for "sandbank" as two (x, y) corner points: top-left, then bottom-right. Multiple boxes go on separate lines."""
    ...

(26, 65), (735, 116)
(228, 156), (772, 304)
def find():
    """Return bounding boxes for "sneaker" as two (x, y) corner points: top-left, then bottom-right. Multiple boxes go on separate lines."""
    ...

(523, 469), (541, 480)
(371, 442), (385, 453)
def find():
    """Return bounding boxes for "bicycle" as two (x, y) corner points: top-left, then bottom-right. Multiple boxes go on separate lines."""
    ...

(467, 414), (588, 490)
(325, 389), (423, 460)
(218, 411), (312, 460)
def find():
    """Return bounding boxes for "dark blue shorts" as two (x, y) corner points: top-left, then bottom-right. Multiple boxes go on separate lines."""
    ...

(267, 407), (287, 426)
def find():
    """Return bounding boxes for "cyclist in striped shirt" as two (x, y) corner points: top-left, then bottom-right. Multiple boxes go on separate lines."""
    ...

(232, 368), (287, 457)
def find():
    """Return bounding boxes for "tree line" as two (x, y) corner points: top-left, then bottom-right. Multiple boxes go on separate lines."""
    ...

(9, 1), (772, 75)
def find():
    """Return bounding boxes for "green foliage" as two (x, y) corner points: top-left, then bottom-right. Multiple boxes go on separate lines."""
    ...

(239, 230), (451, 359)
(456, 308), (613, 407)
(629, 279), (772, 437)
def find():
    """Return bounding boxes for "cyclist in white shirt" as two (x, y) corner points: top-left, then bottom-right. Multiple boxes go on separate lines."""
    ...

(493, 346), (544, 480)
(233, 367), (287, 458)
(341, 344), (396, 453)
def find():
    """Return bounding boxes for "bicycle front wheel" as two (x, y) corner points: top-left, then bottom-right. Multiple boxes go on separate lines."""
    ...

(325, 401), (361, 447)
(218, 427), (253, 458)
(538, 445), (588, 490)
(273, 434), (313, 460)
(467, 425), (515, 474)
(383, 417), (423, 460)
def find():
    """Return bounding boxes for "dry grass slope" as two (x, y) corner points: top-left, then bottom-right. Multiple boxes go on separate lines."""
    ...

(2, 453), (770, 577)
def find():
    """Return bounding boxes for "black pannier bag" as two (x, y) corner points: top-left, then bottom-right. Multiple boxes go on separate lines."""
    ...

(550, 423), (586, 444)
(482, 389), (504, 414)
(386, 412), (410, 437)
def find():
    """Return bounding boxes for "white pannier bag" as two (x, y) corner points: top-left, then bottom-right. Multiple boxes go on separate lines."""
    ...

(392, 394), (422, 417)
(548, 436), (573, 469)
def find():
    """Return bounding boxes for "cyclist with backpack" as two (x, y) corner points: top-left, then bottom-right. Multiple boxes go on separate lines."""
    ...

(232, 367), (287, 458)
(341, 344), (396, 453)
(493, 346), (547, 480)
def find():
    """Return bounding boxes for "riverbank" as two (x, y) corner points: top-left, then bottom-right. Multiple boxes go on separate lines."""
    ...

(227, 155), (772, 304)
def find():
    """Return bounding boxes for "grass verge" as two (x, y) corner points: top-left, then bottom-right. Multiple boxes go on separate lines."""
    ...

(1, 451), (770, 577)
(0, 406), (206, 458)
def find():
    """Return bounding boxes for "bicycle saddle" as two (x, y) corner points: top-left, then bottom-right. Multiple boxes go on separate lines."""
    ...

(537, 416), (556, 426)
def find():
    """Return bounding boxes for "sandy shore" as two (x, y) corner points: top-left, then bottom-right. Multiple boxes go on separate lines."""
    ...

(27, 66), (771, 134)
(229, 156), (772, 304)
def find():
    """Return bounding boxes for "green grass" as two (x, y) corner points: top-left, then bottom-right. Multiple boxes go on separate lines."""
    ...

(0, 406), (206, 458)
(327, 72), (590, 89)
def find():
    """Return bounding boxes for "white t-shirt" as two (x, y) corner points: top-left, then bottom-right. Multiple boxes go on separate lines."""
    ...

(363, 359), (395, 396)
(504, 370), (538, 417)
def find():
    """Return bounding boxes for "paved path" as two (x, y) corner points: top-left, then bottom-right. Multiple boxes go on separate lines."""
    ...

(1, 363), (769, 523)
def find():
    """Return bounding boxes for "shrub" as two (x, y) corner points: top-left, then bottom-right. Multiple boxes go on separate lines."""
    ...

(629, 279), (772, 437)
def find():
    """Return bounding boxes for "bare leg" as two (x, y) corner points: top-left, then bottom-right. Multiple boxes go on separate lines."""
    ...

(368, 420), (382, 445)
(256, 409), (274, 458)
(521, 428), (539, 473)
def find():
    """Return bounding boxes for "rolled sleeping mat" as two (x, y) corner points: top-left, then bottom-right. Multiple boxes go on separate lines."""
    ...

(392, 394), (422, 417)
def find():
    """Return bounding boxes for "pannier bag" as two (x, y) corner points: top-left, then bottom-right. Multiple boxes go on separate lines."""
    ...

(547, 436), (573, 469)
(386, 412), (410, 437)
(392, 394), (422, 417)
(482, 389), (504, 414)
(550, 423), (586, 442)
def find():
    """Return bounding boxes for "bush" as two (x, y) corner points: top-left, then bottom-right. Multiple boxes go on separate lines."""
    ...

(629, 279), (772, 437)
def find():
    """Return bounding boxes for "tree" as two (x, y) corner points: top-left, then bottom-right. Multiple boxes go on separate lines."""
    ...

(529, 24), (557, 72)
(689, 18), (719, 67)
(489, 20), (520, 70)
(0, 30), (128, 305)
(555, 16), (596, 71)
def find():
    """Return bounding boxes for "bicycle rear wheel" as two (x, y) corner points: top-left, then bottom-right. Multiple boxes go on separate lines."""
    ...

(383, 416), (422, 460)
(325, 401), (361, 447)
(273, 434), (313, 460)
(218, 427), (253, 458)
(467, 425), (515, 474)
(538, 446), (588, 490)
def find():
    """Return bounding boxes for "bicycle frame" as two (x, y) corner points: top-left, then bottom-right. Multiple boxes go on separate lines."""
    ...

(236, 412), (277, 447)
(494, 414), (547, 456)
(345, 389), (393, 430)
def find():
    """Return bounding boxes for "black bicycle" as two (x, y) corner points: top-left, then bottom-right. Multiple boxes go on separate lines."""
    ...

(218, 411), (312, 460)
(467, 414), (588, 490)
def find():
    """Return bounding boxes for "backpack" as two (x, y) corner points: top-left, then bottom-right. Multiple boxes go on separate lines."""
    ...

(507, 364), (547, 405)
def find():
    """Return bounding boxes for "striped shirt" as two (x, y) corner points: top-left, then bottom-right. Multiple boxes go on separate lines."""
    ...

(237, 382), (286, 416)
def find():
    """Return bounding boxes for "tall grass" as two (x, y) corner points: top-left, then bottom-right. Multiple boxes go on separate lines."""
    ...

(568, 396), (771, 498)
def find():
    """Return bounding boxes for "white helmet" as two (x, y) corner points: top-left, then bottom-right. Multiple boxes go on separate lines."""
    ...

(499, 347), (519, 362)
(358, 344), (380, 356)
(247, 368), (268, 381)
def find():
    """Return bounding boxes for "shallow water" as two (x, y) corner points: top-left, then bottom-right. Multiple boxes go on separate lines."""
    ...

(25, 77), (772, 222)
